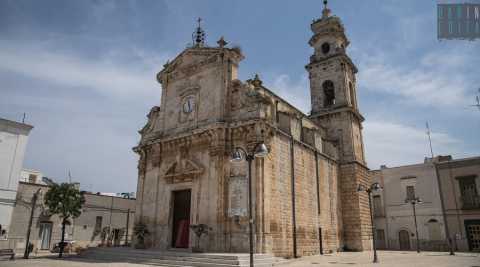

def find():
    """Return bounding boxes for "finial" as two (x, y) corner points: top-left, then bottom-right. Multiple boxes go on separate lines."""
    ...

(217, 36), (228, 48)
(251, 73), (263, 87)
(322, 0), (331, 19)
(192, 17), (206, 47)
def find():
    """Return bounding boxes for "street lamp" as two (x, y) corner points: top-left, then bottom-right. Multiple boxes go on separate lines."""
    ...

(357, 182), (382, 263)
(405, 197), (423, 253)
(230, 142), (269, 267)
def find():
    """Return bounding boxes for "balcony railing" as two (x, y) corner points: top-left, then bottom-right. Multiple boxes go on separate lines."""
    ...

(461, 194), (480, 209)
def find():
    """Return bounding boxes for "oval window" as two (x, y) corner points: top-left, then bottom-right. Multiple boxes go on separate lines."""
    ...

(182, 97), (195, 113)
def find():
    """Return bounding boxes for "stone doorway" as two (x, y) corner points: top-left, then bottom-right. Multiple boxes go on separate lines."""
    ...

(399, 230), (410, 250)
(171, 189), (191, 248)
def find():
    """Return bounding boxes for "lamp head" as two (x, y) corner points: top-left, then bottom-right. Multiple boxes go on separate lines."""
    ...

(357, 184), (366, 192)
(230, 150), (243, 162)
(254, 143), (269, 158)
(371, 182), (383, 191)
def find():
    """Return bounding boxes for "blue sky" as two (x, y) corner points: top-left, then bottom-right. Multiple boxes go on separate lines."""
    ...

(1, 0), (479, 193)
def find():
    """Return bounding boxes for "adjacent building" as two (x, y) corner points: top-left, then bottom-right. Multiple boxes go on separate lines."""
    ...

(436, 156), (480, 252)
(4, 180), (136, 253)
(0, 118), (33, 241)
(134, 3), (373, 257)
(372, 156), (480, 252)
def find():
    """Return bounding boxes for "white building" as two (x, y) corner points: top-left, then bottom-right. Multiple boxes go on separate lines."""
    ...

(371, 159), (449, 251)
(0, 117), (33, 240)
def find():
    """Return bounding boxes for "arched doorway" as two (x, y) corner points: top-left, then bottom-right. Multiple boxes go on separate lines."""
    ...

(399, 230), (411, 250)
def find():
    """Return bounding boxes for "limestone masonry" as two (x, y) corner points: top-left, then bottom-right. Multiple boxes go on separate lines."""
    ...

(133, 4), (373, 257)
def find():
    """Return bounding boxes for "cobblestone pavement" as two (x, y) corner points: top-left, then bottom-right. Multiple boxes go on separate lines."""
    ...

(0, 251), (478, 267)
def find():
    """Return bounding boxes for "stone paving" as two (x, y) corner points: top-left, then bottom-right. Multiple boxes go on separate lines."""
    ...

(0, 251), (478, 267)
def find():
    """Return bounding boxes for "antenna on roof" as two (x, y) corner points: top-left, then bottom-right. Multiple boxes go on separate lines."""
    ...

(68, 170), (72, 184)
(22, 113), (26, 123)
(426, 122), (434, 159)
(470, 88), (480, 111)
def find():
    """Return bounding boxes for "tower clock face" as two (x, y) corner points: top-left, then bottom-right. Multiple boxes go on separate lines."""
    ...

(182, 97), (195, 113)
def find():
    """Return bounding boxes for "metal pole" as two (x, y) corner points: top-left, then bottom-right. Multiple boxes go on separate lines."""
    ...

(368, 190), (378, 263)
(434, 163), (455, 255)
(412, 202), (420, 253)
(247, 156), (254, 267)
(24, 189), (40, 259)
(125, 209), (130, 246)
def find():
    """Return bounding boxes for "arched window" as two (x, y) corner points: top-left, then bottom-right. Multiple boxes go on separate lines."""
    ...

(323, 80), (335, 107)
(349, 82), (356, 109)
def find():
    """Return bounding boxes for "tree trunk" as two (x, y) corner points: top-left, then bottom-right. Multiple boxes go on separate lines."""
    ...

(59, 219), (66, 258)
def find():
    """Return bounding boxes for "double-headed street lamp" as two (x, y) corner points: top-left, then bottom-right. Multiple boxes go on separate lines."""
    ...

(357, 182), (382, 263)
(405, 197), (423, 253)
(230, 142), (269, 267)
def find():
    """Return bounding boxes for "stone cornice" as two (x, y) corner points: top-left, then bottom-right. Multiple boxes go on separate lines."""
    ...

(310, 106), (365, 123)
(306, 53), (358, 74)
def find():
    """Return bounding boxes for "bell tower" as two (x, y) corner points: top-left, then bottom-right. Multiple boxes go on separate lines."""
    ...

(307, 0), (364, 164)
(307, 1), (372, 251)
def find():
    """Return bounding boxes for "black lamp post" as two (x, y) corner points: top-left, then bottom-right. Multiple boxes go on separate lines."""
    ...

(405, 197), (423, 253)
(357, 182), (382, 263)
(231, 142), (269, 267)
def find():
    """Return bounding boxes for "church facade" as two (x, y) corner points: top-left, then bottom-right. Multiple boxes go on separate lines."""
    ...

(133, 3), (372, 257)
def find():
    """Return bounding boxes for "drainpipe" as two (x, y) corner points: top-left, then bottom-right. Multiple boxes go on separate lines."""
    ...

(314, 151), (323, 254)
(290, 136), (297, 258)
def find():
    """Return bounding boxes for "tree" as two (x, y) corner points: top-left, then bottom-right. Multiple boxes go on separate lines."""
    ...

(44, 183), (84, 258)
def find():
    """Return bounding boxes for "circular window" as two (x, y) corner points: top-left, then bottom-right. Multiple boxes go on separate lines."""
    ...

(321, 42), (330, 54)
(182, 97), (195, 113)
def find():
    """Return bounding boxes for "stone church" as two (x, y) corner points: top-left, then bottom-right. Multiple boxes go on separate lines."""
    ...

(133, 2), (372, 257)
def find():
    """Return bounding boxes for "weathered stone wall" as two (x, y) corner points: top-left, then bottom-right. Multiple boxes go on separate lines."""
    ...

(339, 163), (372, 251)
(263, 133), (341, 257)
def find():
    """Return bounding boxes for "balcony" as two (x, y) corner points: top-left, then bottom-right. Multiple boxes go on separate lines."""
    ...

(461, 194), (480, 210)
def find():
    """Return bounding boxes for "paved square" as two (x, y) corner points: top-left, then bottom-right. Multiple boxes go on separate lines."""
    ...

(0, 251), (479, 267)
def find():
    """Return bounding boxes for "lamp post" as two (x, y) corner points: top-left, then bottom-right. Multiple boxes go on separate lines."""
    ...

(405, 197), (423, 253)
(357, 182), (382, 263)
(24, 188), (41, 259)
(230, 142), (269, 267)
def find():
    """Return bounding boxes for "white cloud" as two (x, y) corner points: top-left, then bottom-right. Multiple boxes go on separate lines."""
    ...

(355, 41), (480, 109)
(364, 120), (468, 169)
(265, 74), (310, 114)
(0, 42), (168, 98)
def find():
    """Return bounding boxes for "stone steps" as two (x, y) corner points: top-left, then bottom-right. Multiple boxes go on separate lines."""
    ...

(81, 247), (291, 267)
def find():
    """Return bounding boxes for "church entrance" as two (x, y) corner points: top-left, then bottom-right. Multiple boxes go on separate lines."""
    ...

(171, 190), (191, 248)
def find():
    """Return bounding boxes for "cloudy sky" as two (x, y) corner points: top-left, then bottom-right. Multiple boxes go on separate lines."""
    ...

(1, 0), (479, 193)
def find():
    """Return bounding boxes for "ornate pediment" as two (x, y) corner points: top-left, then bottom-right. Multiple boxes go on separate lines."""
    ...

(163, 156), (204, 184)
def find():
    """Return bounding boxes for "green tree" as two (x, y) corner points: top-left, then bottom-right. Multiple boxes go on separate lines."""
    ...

(44, 183), (84, 258)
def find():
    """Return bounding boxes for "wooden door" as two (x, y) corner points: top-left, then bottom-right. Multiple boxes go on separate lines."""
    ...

(399, 230), (411, 250)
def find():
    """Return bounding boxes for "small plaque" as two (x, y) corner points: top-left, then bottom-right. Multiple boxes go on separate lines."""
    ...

(228, 176), (248, 217)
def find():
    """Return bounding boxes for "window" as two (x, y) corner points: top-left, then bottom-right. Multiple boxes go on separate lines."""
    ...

(449, 21), (453, 34)
(406, 185), (415, 201)
(28, 174), (37, 183)
(277, 112), (291, 134)
(323, 80), (335, 107)
(457, 6), (462, 18)
(438, 6), (443, 19)
(95, 216), (103, 232)
(475, 7), (479, 20)
(373, 195), (383, 217)
(349, 82), (356, 109)
(321, 42), (330, 55)
(458, 176), (479, 209)
(448, 7), (452, 19)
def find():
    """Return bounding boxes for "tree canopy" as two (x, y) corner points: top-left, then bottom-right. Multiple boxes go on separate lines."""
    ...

(44, 183), (85, 221)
